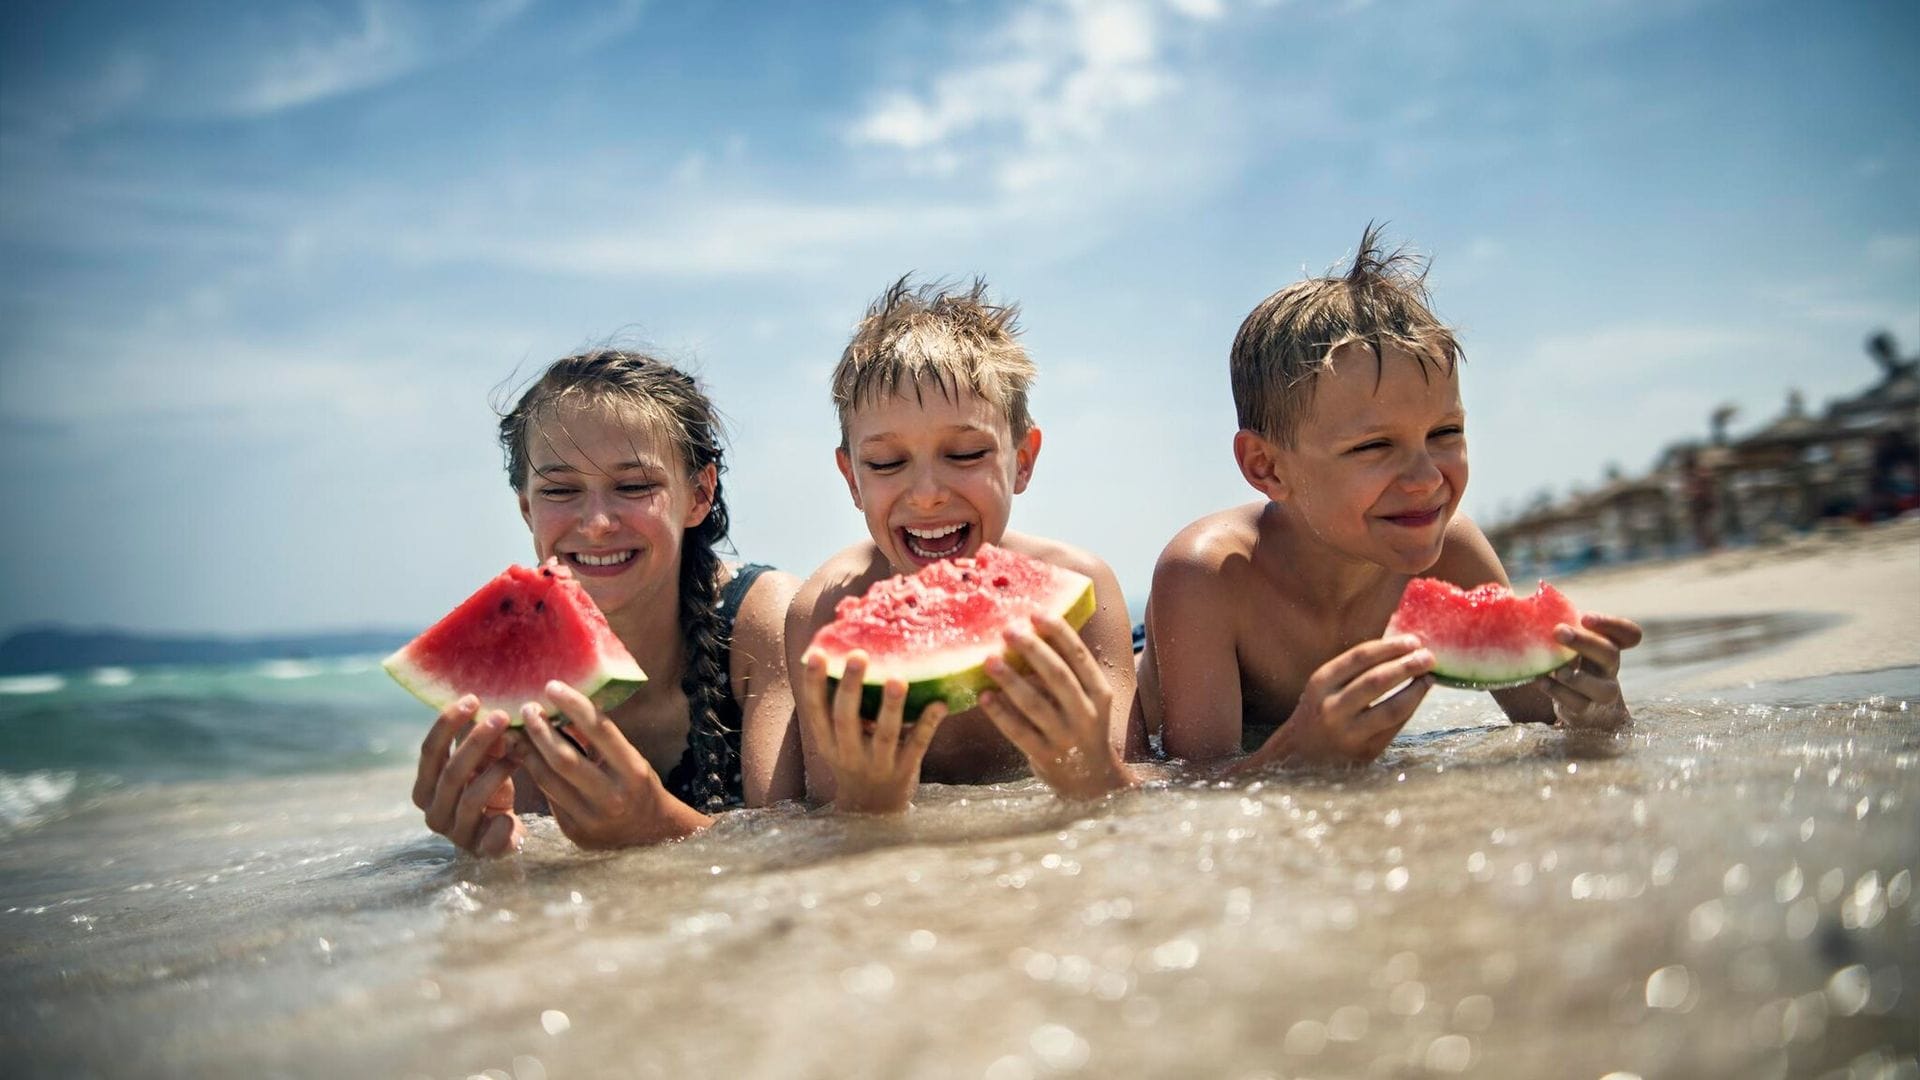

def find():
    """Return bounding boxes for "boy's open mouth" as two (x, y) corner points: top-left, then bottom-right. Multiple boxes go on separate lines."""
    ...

(564, 549), (638, 576)
(899, 523), (971, 564)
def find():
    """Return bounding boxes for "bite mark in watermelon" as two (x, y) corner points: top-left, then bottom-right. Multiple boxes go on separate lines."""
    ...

(383, 559), (646, 725)
(811, 544), (1097, 720)
(1386, 578), (1579, 691)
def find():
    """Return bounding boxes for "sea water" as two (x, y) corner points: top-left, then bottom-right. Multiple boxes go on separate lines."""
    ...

(1, 632), (1915, 1079)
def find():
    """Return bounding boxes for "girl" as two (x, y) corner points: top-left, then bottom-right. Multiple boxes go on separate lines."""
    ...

(413, 350), (801, 854)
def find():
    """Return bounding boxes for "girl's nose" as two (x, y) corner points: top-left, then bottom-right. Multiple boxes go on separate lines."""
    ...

(580, 495), (619, 538)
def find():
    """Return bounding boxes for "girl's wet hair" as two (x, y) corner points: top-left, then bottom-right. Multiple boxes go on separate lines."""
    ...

(499, 349), (739, 811)
(1230, 222), (1463, 446)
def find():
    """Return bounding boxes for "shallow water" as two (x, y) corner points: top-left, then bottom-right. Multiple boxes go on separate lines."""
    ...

(1, 643), (1916, 1078)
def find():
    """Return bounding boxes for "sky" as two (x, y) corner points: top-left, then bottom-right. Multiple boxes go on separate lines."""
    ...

(1, 0), (1915, 636)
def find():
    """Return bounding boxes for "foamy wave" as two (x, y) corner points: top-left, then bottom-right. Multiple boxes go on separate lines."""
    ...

(0, 770), (79, 833)
(0, 674), (66, 695)
(90, 666), (136, 687)
(258, 660), (322, 680)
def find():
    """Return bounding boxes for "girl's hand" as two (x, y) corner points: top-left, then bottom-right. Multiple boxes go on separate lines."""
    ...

(515, 680), (711, 848)
(798, 649), (949, 814)
(978, 613), (1136, 799)
(413, 694), (525, 857)
(1538, 613), (1643, 733)
(1247, 636), (1436, 770)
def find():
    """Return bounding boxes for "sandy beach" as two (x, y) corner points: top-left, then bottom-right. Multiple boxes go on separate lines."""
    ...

(1561, 517), (1920, 693)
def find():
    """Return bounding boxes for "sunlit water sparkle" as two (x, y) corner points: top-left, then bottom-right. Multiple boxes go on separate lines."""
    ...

(0, 653), (1915, 1078)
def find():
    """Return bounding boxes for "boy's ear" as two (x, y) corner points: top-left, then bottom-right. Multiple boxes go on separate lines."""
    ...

(1010, 425), (1042, 495)
(683, 463), (717, 529)
(834, 446), (863, 510)
(1233, 429), (1290, 501)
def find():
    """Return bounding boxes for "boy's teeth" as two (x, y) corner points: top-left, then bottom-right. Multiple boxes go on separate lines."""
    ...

(905, 524), (964, 539)
(904, 524), (968, 559)
(574, 551), (634, 566)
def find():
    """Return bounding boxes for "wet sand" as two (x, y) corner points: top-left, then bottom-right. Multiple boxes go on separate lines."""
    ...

(1561, 518), (1920, 693)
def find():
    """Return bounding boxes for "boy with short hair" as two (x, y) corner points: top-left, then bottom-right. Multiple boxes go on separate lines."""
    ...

(787, 277), (1143, 811)
(1137, 227), (1642, 768)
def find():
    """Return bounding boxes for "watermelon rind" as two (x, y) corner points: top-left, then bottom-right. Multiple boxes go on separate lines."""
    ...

(382, 560), (647, 727)
(821, 561), (1098, 721)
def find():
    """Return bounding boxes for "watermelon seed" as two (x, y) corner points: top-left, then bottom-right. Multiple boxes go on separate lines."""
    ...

(534, 600), (545, 612)
(993, 576), (1010, 588)
(499, 599), (514, 614)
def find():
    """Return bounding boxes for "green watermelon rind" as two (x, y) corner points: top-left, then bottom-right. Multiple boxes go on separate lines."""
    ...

(382, 652), (646, 727)
(823, 572), (1099, 722)
(1430, 659), (1573, 692)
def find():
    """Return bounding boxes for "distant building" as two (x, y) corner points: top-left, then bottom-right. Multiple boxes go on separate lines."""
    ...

(1487, 332), (1920, 572)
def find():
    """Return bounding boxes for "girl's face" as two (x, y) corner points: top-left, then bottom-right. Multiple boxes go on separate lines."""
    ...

(517, 401), (713, 623)
(1268, 342), (1467, 575)
(835, 383), (1039, 574)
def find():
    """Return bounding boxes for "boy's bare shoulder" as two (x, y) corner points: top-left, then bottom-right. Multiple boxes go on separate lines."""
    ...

(998, 531), (1118, 583)
(1155, 503), (1265, 583)
(1427, 513), (1509, 587)
(790, 542), (891, 625)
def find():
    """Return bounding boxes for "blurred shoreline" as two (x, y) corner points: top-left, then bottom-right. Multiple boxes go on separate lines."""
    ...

(1562, 516), (1920, 692)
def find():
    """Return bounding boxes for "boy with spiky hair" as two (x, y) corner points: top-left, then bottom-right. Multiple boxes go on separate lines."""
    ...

(786, 277), (1143, 811)
(1137, 227), (1643, 768)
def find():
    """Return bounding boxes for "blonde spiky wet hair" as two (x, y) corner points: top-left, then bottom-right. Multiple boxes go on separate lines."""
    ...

(1231, 224), (1462, 446)
(832, 276), (1036, 446)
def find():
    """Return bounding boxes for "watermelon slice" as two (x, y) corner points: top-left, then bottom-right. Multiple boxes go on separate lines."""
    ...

(811, 544), (1097, 720)
(1386, 578), (1579, 691)
(383, 560), (646, 724)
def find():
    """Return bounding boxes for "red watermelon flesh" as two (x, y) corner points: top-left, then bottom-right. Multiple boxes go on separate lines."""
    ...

(383, 559), (646, 724)
(811, 544), (1096, 720)
(1386, 578), (1579, 690)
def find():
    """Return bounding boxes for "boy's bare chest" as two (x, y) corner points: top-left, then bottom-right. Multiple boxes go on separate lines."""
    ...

(1234, 588), (1401, 746)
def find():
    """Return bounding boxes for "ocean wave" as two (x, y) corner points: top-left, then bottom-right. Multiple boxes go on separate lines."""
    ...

(0, 674), (66, 695)
(0, 769), (79, 834)
(257, 660), (322, 680)
(90, 666), (136, 687)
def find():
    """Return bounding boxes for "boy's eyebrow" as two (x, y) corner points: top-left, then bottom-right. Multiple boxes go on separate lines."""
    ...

(857, 423), (995, 446)
(531, 458), (665, 475)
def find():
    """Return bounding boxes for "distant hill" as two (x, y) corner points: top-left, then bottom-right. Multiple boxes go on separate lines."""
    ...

(0, 625), (414, 675)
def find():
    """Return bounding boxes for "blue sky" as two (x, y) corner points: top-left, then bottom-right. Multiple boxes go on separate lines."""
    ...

(2, 0), (1915, 635)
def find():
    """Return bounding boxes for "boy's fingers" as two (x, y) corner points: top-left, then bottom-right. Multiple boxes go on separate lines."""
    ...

(1313, 636), (1423, 696)
(1356, 675), (1433, 739)
(831, 653), (871, 755)
(985, 657), (1063, 745)
(979, 691), (1050, 760)
(1033, 614), (1108, 705)
(1326, 649), (1435, 719)
(1540, 678), (1591, 716)
(1583, 612), (1644, 650)
(899, 702), (950, 768)
(1555, 625), (1620, 679)
(797, 651), (839, 756)
(871, 679), (908, 772)
(1008, 625), (1087, 717)
(414, 695), (479, 810)
(1549, 662), (1616, 703)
